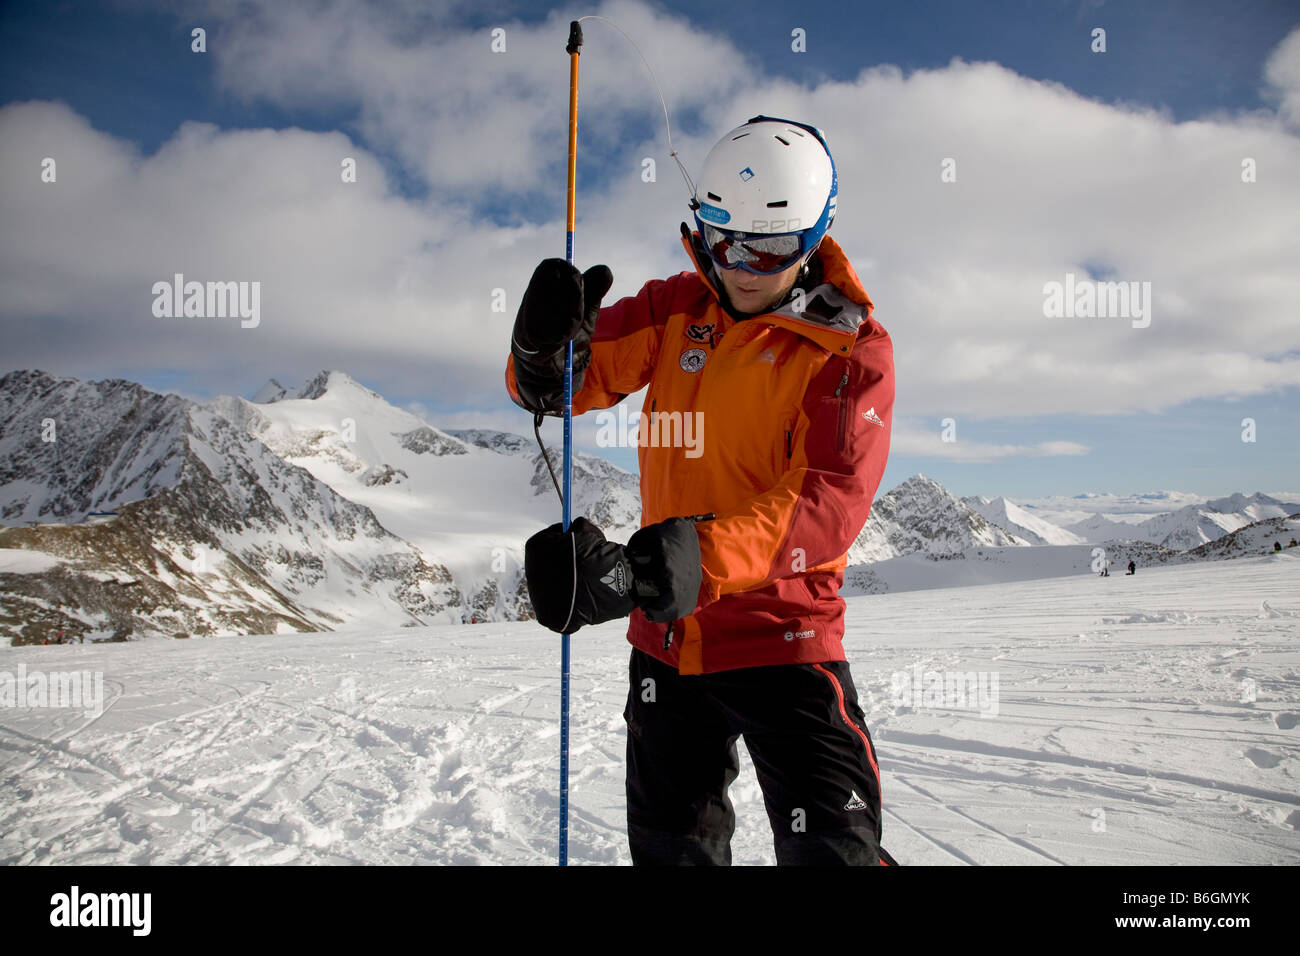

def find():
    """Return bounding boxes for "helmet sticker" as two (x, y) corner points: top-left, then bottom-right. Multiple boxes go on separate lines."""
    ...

(697, 202), (731, 225)
(739, 167), (755, 181)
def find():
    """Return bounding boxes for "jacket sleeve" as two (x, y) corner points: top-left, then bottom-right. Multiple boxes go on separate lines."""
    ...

(693, 327), (894, 606)
(505, 274), (672, 416)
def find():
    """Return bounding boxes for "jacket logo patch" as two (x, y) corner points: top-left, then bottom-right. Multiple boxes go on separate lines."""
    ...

(685, 322), (715, 343)
(679, 349), (707, 373)
(783, 628), (815, 642)
(862, 407), (884, 427)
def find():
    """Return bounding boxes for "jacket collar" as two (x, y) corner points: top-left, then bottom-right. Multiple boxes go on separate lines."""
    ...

(679, 225), (875, 353)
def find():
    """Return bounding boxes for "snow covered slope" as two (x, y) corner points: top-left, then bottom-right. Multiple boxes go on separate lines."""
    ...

(2, 553), (1294, 865)
(844, 540), (1181, 595)
(1183, 514), (1300, 561)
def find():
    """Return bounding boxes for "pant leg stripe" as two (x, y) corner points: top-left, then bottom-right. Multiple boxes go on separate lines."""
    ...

(812, 662), (881, 791)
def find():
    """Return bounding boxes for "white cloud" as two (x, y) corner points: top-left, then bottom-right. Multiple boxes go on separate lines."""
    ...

(1264, 26), (1300, 128)
(890, 426), (1090, 463)
(195, 0), (754, 200)
(2, 1), (1298, 439)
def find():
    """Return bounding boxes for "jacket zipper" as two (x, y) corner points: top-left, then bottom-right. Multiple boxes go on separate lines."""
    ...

(663, 621), (673, 650)
(834, 367), (850, 452)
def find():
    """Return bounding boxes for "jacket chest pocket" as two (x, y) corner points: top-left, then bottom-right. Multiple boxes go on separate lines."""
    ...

(803, 362), (852, 461)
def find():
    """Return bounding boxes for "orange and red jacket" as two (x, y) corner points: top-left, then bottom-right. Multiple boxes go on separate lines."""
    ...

(506, 229), (894, 674)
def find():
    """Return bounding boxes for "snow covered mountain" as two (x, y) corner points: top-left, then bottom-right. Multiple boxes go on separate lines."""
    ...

(1016, 490), (1207, 528)
(238, 370), (641, 623)
(844, 489), (1300, 597)
(4, 366), (1294, 645)
(445, 427), (641, 536)
(961, 495), (1085, 546)
(1062, 512), (1151, 542)
(1013, 490), (1300, 548)
(0, 369), (188, 523)
(844, 504), (1300, 598)
(250, 377), (293, 404)
(846, 474), (1028, 564)
(0, 370), (460, 644)
(1133, 493), (1300, 551)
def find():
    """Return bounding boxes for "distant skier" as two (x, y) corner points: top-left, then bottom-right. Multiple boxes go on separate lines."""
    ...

(509, 117), (896, 866)
(1274, 541), (1282, 552)
(1126, 560), (1136, 575)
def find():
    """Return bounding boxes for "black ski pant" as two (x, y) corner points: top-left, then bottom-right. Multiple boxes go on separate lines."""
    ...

(623, 647), (896, 866)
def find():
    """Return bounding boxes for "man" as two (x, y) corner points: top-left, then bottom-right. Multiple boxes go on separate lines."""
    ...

(506, 116), (897, 866)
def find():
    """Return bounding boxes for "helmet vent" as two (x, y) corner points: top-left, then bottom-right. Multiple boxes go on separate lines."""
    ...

(774, 135), (790, 145)
(732, 132), (751, 140)
(706, 191), (722, 201)
(766, 200), (787, 208)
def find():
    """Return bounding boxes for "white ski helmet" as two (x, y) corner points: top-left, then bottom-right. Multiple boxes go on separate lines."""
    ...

(692, 115), (837, 275)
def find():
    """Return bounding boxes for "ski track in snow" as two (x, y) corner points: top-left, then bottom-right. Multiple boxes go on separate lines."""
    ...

(1, 555), (1298, 865)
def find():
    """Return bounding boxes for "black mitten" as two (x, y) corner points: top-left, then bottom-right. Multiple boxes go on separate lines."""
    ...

(511, 260), (614, 415)
(524, 517), (636, 633)
(626, 517), (704, 623)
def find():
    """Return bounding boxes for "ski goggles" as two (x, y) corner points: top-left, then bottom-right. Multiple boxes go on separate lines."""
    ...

(696, 220), (813, 276)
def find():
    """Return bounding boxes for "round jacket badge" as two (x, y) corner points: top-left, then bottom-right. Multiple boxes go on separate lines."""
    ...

(679, 348), (707, 373)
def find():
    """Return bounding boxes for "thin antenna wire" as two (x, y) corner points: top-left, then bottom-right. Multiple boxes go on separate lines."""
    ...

(576, 14), (696, 199)
(535, 413), (563, 505)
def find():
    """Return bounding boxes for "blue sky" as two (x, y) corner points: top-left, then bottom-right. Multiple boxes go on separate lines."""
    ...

(1, 0), (1298, 502)
(6, 1), (1297, 146)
